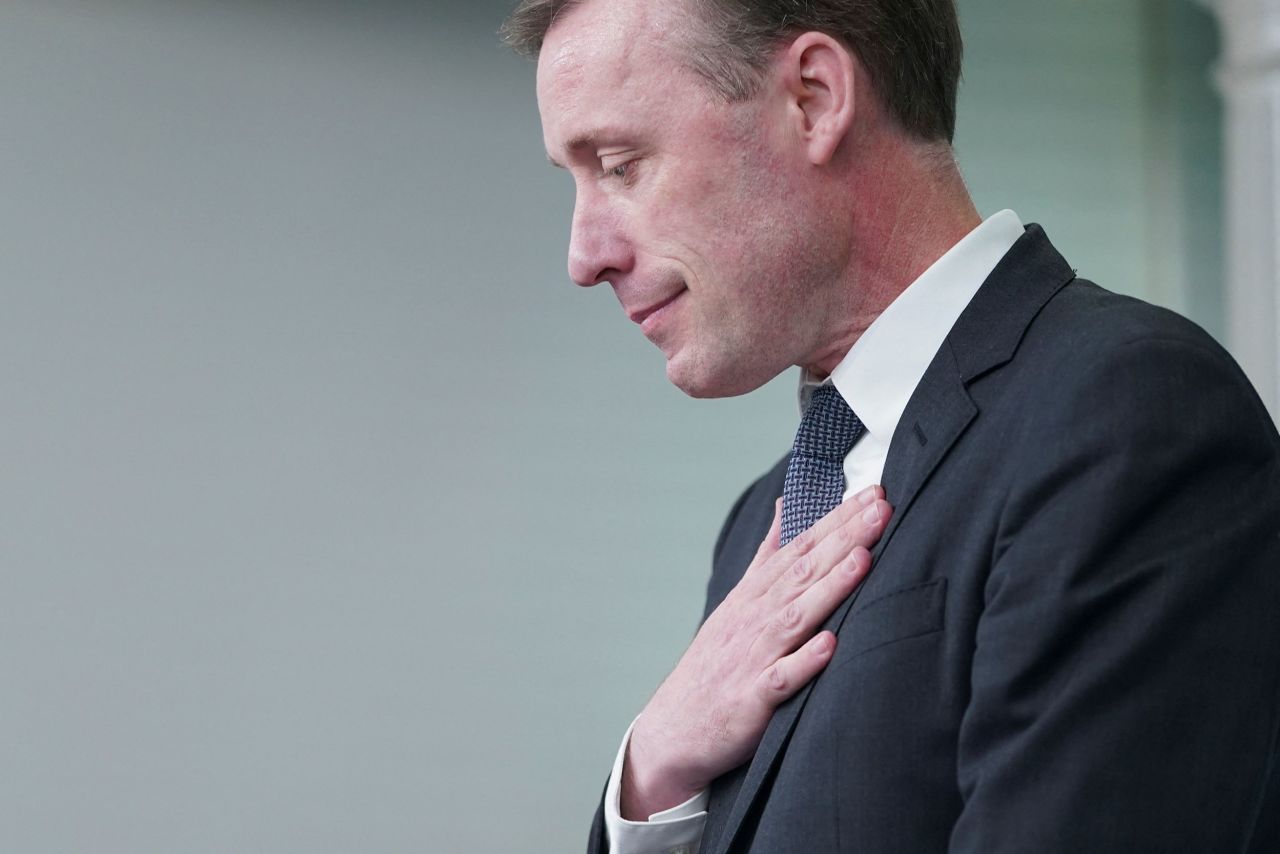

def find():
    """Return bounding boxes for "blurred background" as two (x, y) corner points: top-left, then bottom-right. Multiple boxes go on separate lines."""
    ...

(0, 0), (1227, 851)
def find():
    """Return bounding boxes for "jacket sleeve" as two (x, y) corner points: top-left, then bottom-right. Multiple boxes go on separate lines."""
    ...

(949, 335), (1280, 851)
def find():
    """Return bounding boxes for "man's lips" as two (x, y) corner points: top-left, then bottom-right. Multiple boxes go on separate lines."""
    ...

(627, 288), (686, 325)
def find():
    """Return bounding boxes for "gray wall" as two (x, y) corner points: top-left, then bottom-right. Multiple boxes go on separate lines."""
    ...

(0, 1), (1222, 851)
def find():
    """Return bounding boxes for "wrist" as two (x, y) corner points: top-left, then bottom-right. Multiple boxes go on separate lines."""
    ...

(619, 723), (704, 820)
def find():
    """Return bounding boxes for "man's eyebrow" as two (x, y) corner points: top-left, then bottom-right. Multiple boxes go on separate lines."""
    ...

(546, 131), (615, 169)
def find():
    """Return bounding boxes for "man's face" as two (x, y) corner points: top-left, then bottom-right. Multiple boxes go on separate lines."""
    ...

(536, 0), (849, 397)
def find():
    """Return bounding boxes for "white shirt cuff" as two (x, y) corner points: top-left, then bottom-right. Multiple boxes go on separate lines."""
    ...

(604, 716), (709, 854)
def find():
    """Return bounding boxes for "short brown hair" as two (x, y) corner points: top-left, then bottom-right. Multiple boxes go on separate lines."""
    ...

(501, 0), (962, 143)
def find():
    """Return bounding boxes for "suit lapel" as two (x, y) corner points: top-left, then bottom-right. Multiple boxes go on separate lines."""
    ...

(875, 223), (1076, 558)
(709, 225), (1076, 854)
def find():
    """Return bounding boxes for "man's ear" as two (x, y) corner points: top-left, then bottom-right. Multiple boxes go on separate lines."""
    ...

(778, 32), (857, 166)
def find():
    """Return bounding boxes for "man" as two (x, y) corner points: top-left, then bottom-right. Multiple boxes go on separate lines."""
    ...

(503, 0), (1280, 851)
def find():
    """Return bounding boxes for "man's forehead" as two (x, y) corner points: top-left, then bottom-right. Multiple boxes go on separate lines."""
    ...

(539, 4), (640, 90)
(536, 0), (690, 91)
(536, 1), (680, 152)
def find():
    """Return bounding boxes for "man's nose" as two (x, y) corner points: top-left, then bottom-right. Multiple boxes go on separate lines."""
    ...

(567, 195), (634, 287)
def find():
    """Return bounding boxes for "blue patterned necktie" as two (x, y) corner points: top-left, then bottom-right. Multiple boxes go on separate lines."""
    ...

(780, 385), (866, 546)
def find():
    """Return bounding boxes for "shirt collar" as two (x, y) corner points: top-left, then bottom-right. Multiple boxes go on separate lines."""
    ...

(799, 209), (1025, 441)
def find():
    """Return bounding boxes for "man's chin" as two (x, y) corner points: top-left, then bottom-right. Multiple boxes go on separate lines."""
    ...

(665, 353), (768, 399)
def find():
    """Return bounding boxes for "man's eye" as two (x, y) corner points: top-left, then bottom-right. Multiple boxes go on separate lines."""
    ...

(604, 160), (637, 184)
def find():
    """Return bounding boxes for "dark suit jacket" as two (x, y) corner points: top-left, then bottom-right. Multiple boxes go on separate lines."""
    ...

(589, 226), (1280, 852)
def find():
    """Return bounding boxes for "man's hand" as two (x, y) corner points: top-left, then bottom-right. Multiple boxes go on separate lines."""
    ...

(620, 486), (892, 820)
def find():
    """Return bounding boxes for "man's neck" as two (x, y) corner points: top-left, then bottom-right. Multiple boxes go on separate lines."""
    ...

(804, 141), (981, 378)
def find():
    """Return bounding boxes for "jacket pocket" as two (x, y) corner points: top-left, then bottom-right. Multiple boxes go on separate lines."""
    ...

(833, 577), (947, 665)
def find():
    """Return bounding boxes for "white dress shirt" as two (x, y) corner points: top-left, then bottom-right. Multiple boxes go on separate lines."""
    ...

(604, 210), (1026, 854)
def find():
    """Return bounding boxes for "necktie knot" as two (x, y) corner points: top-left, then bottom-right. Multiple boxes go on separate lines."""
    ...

(793, 385), (864, 462)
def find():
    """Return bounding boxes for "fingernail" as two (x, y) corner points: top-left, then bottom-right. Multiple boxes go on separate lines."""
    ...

(861, 502), (881, 524)
(854, 485), (877, 505)
(811, 634), (832, 654)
